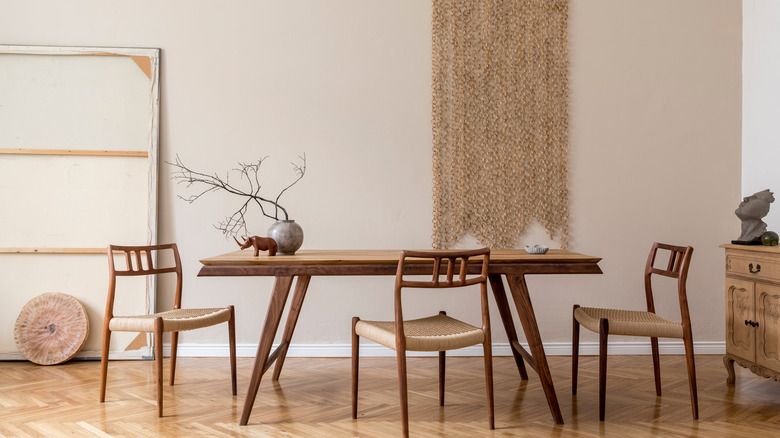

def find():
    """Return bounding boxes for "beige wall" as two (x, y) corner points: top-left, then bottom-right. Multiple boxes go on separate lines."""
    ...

(0, 0), (741, 352)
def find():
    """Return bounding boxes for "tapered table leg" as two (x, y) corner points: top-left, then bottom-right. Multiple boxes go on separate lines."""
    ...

(240, 275), (294, 426)
(488, 274), (528, 380)
(505, 274), (564, 425)
(273, 275), (312, 381)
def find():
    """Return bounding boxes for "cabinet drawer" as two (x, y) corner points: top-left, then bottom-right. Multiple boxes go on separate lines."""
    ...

(727, 254), (780, 283)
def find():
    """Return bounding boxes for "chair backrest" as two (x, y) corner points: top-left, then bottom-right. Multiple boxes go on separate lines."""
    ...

(395, 248), (490, 289)
(105, 244), (183, 320)
(393, 248), (491, 348)
(644, 242), (694, 329)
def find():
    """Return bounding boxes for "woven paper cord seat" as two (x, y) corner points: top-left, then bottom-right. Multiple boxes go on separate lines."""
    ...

(356, 314), (485, 352)
(574, 307), (683, 339)
(109, 308), (231, 333)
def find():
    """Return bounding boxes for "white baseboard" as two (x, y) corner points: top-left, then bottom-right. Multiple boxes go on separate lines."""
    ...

(162, 340), (726, 358)
(0, 341), (726, 362)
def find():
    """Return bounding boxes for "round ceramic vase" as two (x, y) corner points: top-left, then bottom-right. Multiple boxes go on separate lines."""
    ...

(268, 220), (304, 255)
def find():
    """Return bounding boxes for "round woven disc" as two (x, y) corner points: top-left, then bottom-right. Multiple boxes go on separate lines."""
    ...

(14, 293), (89, 365)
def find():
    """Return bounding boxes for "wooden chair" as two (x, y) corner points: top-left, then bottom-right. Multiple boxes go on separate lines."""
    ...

(572, 242), (697, 421)
(352, 248), (494, 437)
(100, 243), (237, 417)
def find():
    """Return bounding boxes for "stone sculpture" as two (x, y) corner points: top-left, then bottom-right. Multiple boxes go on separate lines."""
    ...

(734, 189), (775, 244)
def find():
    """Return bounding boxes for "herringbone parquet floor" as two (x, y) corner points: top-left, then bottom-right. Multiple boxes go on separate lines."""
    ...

(1, 355), (779, 437)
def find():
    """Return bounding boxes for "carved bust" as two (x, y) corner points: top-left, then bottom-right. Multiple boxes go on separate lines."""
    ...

(734, 189), (775, 243)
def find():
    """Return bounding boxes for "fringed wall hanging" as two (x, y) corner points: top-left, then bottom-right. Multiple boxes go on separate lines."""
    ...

(432, 0), (570, 249)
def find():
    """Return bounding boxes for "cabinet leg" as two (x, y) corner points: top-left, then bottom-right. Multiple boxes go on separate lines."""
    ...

(723, 355), (736, 384)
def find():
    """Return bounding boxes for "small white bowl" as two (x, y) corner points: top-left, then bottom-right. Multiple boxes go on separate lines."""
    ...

(525, 244), (549, 254)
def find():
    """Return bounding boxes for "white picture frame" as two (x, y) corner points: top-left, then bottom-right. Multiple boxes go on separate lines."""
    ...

(0, 45), (160, 360)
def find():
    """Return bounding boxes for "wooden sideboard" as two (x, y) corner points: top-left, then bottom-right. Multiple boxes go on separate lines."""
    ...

(722, 244), (780, 383)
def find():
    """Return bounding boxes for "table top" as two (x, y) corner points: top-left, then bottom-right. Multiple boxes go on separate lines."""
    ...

(198, 248), (601, 277)
(200, 248), (600, 266)
(721, 243), (780, 254)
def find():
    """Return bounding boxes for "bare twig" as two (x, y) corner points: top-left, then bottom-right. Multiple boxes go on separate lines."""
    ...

(167, 154), (306, 237)
(274, 153), (306, 219)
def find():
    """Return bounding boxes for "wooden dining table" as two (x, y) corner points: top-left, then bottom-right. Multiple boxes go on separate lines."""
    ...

(198, 248), (602, 426)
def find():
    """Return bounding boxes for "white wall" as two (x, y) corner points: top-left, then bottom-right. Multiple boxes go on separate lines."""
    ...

(0, 0), (741, 355)
(743, 0), (780, 232)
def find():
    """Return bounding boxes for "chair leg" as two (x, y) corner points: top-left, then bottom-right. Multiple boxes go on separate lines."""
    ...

(572, 304), (580, 395)
(352, 317), (360, 420)
(154, 317), (164, 417)
(99, 328), (111, 402)
(396, 347), (410, 438)
(683, 333), (699, 419)
(482, 340), (495, 430)
(228, 305), (237, 396)
(437, 310), (446, 407)
(599, 318), (609, 421)
(169, 331), (178, 386)
(439, 351), (445, 407)
(651, 337), (662, 396)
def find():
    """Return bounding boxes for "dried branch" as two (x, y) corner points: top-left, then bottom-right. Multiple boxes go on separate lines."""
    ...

(167, 154), (306, 237)
(274, 153), (306, 219)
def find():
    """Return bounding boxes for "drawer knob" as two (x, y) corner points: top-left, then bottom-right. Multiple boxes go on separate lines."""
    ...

(749, 263), (761, 274)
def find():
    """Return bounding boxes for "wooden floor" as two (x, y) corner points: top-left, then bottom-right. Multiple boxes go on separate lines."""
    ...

(1, 354), (779, 437)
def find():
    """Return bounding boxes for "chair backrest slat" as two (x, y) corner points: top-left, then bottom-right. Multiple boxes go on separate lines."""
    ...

(124, 251), (133, 272)
(458, 256), (469, 282)
(432, 258), (441, 285)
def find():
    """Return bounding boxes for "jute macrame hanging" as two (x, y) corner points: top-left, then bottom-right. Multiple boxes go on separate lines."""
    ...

(432, 0), (570, 249)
